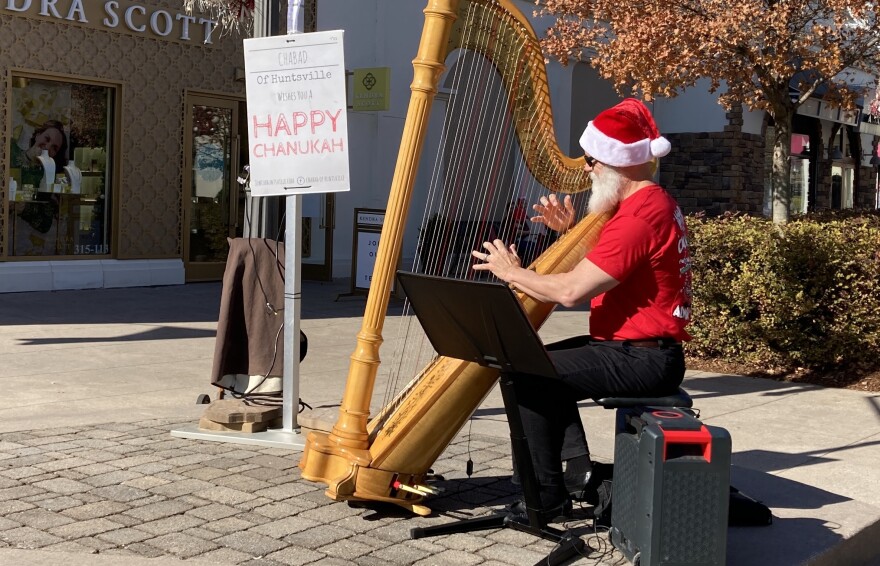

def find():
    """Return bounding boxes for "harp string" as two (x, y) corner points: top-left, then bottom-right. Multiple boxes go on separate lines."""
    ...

(377, 0), (592, 421)
(379, 2), (488, 412)
(381, 3), (513, 414)
(377, 4), (520, 412)
(446, 4), (508, 278)
(437, 54), (513, 277)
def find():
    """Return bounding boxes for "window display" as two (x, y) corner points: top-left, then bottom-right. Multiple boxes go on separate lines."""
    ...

(7, 76), (114, 257)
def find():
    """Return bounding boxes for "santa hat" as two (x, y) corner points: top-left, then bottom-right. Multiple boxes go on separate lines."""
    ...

(578, 98), (671, 167)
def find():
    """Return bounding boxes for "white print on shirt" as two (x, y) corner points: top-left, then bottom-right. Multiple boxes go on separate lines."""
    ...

(672, 207), (692, 320)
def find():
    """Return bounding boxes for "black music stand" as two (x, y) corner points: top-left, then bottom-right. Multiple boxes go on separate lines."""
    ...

(397, 272), (585, 566)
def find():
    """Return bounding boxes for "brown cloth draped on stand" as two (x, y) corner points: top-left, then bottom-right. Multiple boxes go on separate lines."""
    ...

(210, 237), (286, 395)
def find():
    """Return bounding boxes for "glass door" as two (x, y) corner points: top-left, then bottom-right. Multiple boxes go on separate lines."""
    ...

(183, 94), (244, 280)
(300, 193), (334, 281)
(790, 157), (809, 215)
(831, 165), (854, 209)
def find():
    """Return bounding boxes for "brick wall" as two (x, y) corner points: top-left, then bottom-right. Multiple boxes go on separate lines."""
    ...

(856, 166), (878, 208)
(658, 106), (766, 216)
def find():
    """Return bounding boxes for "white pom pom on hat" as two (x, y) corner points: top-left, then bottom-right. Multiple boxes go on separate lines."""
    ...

(578, 98), (671, 167)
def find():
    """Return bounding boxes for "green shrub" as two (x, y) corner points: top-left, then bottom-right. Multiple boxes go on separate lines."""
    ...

(687, 210), (880, 375)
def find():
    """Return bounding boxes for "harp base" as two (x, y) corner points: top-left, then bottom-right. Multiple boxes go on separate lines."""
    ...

(300, 430), (433, 515)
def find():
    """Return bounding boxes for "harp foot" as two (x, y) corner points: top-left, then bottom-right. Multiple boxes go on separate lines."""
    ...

(350, 492), (432, 516)
(300, 430), (373, 491)
(407, 503), (432, 517)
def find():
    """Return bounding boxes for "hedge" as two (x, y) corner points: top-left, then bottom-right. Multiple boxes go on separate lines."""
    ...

(686, 210), (880, 375)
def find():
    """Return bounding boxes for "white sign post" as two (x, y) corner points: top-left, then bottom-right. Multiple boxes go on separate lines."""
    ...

(246, 30), (350, 437)
(243, 31), (350, 197)
(172, 2), (350, 450)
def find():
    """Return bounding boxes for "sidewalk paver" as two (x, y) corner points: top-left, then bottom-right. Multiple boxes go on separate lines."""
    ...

(0, 281), (878, 565)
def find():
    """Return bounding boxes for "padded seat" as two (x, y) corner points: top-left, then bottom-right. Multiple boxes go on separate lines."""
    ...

(594, 387), (693, 410)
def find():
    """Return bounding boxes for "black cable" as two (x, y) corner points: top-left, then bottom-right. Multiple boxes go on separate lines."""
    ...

(244, 188), (284, 317)
(465, 419), (474, 477)
(218, 322), (284, 406)
(539, 502), (617, 564)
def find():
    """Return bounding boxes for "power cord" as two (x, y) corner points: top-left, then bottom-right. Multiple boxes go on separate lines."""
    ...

(546, 509), (616, 565)
(465, 419), (474, 477)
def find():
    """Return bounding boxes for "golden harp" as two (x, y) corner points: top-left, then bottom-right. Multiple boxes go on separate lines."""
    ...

(299, 0), (608, 515)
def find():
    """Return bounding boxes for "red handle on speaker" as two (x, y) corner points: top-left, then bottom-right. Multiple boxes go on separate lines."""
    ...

(660, 425), (713, 462)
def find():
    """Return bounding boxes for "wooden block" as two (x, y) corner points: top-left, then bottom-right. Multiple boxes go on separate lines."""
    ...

(298, 405), (338, 434)
(202, 399), (282, 424)
(199, 416), (283, 433)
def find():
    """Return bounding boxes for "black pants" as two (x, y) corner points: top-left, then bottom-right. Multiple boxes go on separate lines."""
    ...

(510, 336), (685, 502)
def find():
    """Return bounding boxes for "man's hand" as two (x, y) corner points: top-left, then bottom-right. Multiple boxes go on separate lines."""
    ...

(531, 193), (575, 233)
(472, 239), (521, 281)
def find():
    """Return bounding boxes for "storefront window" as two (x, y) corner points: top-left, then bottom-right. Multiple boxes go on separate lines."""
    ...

(831, 165), (854, 209)
(7, 76), (114, 257)
(790, 157), (810, 215)
(789, 133), (810, 215)
(829, 128), (854, 210)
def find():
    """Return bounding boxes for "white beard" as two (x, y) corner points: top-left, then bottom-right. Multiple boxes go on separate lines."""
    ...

(588, 168), (625, 215)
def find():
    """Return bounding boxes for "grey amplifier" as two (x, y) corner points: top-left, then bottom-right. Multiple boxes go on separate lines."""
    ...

(610, 408), (731, 566)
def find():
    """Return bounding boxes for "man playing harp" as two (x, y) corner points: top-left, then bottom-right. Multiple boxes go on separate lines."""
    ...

(472, 98), (693, 521)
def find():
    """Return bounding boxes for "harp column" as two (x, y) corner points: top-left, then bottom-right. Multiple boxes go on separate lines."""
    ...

(324, 0), (461, 453)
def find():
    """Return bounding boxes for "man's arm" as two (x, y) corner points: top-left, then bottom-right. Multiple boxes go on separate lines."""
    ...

(506, 256), (618, 307)
(472, 239), (618, 307)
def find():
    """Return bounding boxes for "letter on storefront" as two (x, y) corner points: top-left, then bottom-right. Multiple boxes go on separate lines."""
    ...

(6, 0), (32, 12)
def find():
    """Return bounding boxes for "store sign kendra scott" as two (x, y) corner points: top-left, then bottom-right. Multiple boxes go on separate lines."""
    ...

(4, 0), (219, 45)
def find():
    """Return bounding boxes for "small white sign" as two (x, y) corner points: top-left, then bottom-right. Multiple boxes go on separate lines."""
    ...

(243, 31), (351, 197)
(357, 212), (384, 227)
(355, 231), (381, 290)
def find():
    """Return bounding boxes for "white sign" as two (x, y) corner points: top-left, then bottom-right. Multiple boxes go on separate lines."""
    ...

(357, 212), (384, 227)
(243, 31), (350, 197)
(355, 231), (380, 290)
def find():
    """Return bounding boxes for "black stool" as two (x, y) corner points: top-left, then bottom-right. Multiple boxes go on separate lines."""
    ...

(595, 387), (694, 432)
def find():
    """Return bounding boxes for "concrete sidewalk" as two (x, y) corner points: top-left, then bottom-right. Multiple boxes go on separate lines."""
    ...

(1, 281), (878, 565)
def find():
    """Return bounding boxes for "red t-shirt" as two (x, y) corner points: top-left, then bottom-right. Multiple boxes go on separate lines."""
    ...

(586, 185), (693, 341)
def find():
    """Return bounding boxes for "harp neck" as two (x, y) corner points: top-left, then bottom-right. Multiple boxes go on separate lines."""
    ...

(451, 0), (588, 193)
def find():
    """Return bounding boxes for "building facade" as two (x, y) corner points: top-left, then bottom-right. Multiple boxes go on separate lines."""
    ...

(3, 0), (877, 293)
(1, 0), (246, 292)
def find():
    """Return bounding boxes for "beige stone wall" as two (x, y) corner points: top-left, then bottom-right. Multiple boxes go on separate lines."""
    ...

(0, 8), (245, 258)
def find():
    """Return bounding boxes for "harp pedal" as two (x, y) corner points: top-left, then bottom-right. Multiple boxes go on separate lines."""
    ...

(392, 481), (423, 495)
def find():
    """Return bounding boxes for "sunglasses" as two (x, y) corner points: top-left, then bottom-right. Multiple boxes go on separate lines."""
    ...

(584, 155), (600, 167)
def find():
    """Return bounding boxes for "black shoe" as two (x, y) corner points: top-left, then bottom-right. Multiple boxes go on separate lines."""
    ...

(563, 455), (594, 501)
(507, 498), (573, 523)
(513, 455), (593, 496)
(577, 462), (612, 505)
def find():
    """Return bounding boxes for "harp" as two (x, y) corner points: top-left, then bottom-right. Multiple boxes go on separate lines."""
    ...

(299, 0), (608, 515)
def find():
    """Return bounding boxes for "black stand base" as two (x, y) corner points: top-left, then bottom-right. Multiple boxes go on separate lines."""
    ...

(408, 377), (586, 566)
(411, 511), (584, 566)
